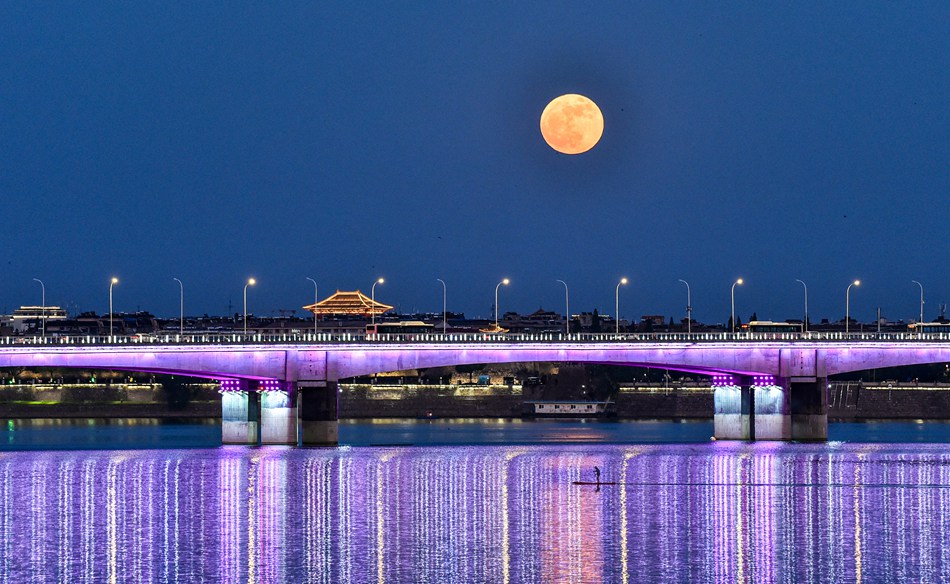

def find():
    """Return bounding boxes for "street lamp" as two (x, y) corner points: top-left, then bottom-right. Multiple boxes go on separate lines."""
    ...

(371, 278), (384, 327)
(912, 280), (924, 326)
(109, 277), (119, 336)
(845, 280), (860, 334)
(556, 280), (569, 337)
(795, 279), (808, 333)
(32, 278), (45, 338)
(436, 279), (447, 334)
(494, 278), (510, 329)
(306, 277), (318, 335)
(731, 278), (743, 333)
(173, 278), (184, 335)
(243, 278), (256, 335)
(615, 277), (628, 335)
(677, 279), (691, 334)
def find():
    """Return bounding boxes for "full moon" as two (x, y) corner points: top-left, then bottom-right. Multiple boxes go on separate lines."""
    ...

(539, 94), (604, 155)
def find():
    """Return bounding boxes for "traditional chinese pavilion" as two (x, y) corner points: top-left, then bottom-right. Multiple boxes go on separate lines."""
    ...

(302, 290), (394, 317)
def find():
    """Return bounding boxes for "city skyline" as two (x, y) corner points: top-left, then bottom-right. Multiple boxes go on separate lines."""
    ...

(2, 273), (942, 326)
(2, 3), (947, 322)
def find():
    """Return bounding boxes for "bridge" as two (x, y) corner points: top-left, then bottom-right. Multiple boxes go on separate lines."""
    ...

(2, 331), (949, 444)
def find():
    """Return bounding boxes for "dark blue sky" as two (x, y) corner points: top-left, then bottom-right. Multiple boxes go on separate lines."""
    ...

(2, 2), (948, 324)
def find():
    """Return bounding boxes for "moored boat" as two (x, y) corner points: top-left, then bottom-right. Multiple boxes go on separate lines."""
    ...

(524, 399), (615, 418)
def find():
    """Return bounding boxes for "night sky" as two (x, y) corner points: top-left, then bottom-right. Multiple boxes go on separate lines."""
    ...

(2, 2), (948, 325)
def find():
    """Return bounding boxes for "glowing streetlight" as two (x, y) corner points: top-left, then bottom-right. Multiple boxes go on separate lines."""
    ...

(845, 280), (860, 334)
(172, 278), (184, 335)
(494, 278), (510, 329)
(108, 277), (119, 336)
(371, 278), (385, 327)
(32, 278), (45, 338)
(306, 277), (318, 335)
(731, 278), (743, 333)
(795, 279), (808, 333)
(556, 280), (569, 337)
(912, 280), (924, 326)
(615, 277), (628, 335)
(678, 279), (691, 334)
(243, 278), (256, 335)
(436, 279), (447, 334)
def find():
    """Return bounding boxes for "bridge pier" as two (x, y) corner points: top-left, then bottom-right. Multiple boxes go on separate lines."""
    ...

(752, 376), (791, 440)
(790, 377), (828, 441)
(713, 375), (792, 441)
(713, 375), (754, 440)
(259, 380), (297, 445)
(221, 380), (260, 444)
(299, 381), (339, 446)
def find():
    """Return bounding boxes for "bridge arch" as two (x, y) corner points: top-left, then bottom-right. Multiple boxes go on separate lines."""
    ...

(0, 342), (948, 382)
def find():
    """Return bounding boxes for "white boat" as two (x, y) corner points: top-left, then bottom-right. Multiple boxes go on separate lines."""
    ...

(525, 399), (614, 418)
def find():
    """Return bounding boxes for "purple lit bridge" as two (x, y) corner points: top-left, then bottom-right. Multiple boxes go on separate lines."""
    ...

(2, 333), (950, 444)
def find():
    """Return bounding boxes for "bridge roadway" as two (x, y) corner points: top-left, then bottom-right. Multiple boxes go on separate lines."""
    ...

(2, 332), (949, 444)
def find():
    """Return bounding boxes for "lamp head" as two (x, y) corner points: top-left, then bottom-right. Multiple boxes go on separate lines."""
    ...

(377, 278), (385, 284)
(736, 278), (743, 285)
(620, 277), (628, 285)
(248, 278), (256, 286)
(853, 280), (860, 286)
(502, 278), (510, 285)
(111, 277), (119, 284)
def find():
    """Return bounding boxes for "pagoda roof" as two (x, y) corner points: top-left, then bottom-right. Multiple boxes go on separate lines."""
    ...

(303, 290), (394, 316)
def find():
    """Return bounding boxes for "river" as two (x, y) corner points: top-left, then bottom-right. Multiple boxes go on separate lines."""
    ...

(1, 419), (949, 582)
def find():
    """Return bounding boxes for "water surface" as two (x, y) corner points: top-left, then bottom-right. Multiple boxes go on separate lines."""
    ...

(1, 420), (948, 583)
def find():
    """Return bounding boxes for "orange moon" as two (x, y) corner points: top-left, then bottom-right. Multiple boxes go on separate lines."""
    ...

(539, 94), (604, 154)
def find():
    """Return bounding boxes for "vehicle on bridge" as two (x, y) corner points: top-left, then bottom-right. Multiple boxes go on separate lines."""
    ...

(365, 321), (434, 336)
(743, 321), (803, 334)
(909, 322), (950, 334)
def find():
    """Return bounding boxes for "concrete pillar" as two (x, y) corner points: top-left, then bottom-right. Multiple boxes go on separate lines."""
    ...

(790, 377), (828, 441)
(221, 380), (260, 445)
(753, 376), (791, 440)
(299, 381), (338, 446)
(259, 380), (297, 445)
(713, 375), (754, 440)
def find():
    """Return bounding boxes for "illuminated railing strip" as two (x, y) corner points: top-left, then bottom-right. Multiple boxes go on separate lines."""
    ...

(1, 331), (950, 346)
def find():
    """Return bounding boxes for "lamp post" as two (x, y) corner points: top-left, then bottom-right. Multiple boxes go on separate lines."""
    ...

(615, 277), (628, 335)
(243, 278), (256, 335)
(912, 280), (924, 326)
(730, 278), (743, 333)
(436, 279), (447, 335)
(306, 278), (318, 335)
(371, 278), (384, 327)
(795, 279), (808, 333)
(32, 278), (45, 338)
(677, 279), (691, 334)
(845, 280), (860, 334)
(109, 277), (119, 336)
(556, 280), (569, 337)
(172, 278), (184, 335)
(494, 278), (510, 329)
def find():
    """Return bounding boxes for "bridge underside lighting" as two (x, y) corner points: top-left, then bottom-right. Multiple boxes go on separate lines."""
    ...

(258, 379), (283, 392)
(218, 379), (242, 393)
(753, 375), (779, 388)
(712, 375), (737, 387)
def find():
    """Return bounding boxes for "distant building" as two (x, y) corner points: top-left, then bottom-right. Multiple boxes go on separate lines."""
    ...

(303, 290), (394, 317)
(640, 315), (666, 327)
(501, 308), (564, 333)
(8, 306), (68, 332)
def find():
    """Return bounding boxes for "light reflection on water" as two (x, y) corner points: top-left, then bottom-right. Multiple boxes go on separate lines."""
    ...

(1, 442), (949, 583)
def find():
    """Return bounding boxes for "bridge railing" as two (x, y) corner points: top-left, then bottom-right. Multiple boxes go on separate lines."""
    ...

(2, 331), (950, 346)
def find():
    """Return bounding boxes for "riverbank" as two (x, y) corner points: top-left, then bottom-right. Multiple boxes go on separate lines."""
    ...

(0, 402), (221, 418)
(3, 384), (950, 420)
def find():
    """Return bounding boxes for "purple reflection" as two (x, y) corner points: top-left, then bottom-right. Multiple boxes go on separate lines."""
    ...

(1, 444), (950, 582)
